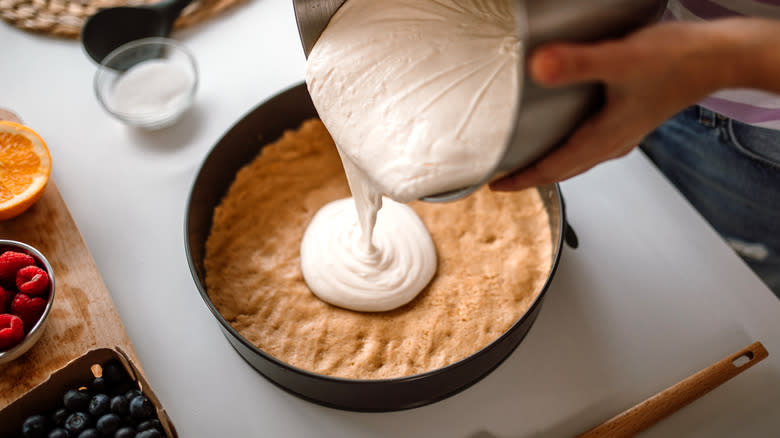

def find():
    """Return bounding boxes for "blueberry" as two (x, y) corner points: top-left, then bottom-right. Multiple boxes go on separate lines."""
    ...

(114, 427), (135, 438)
(135, 430), (162, 438)
(128, 396), (154, 420)
(90, 377), (107, 394)
(111, 382), (133, 398)
(22, 415), (48, 438)
(96, 413), (121, 436)
(47, 428), (70, 438)
(51, 408), (70, 427)
(110, 395), (129, 415)
(88, 394), (111, 417)
(63, 389), (91, 412)
(102, 362), (127, 385)
(136, 419), (161, 432)
(124, 389), (143, 401)
(77, 429), (99, 438)
(64, 412), (91, 434)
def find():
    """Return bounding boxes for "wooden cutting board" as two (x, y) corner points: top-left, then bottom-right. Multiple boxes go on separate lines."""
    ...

(0, 181), (140, 406)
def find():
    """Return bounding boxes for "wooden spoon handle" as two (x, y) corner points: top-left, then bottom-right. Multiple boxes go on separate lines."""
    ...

(577, 342), (769, 438)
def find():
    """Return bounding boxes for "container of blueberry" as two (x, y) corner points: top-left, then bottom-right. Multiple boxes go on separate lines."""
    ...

(0, 347), (177, 438)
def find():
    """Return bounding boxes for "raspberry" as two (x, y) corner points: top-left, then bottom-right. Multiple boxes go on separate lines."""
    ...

(16, 265), (50, 296)
(0, 285), (10, 313)
(0, 313), (24, 349)
(11, 293), (47, 332)
(0, 251), (35, 284)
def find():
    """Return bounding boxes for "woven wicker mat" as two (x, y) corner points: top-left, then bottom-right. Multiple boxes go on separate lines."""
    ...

(0, 0), (247, 38)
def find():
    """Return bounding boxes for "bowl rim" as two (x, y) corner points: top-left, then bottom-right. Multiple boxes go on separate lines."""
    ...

(0, 239), (56, 363)
(93, 36), (199, 126)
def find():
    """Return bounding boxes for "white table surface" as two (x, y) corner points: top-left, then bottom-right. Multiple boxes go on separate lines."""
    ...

(3, 1), (780, 436)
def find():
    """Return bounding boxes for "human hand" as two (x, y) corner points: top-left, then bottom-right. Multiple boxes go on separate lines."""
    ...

(490, 20), (744, 191)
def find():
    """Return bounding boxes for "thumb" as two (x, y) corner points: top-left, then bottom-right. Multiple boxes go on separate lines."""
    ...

(528, 42), (621, 86)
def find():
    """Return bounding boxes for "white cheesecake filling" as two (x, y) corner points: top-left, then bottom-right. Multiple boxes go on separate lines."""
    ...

(301, 0), (520, 312)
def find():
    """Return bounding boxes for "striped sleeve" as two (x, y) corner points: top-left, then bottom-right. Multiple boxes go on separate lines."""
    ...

(667, 0), (780, 128)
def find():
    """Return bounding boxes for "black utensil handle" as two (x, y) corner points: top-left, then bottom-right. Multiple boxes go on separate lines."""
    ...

(154, 0), (197, 21)
(559, 193), (579, 249)
(564, 222), (579, 249)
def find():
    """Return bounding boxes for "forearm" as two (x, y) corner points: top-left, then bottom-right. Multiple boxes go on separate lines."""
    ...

(698, 17), (780, 94)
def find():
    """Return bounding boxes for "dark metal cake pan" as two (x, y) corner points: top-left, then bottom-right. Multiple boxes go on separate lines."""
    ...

(184, 82), (572, 412)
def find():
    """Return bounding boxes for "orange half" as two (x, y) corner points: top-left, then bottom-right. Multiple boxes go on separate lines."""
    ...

(0, 121), (51, 220)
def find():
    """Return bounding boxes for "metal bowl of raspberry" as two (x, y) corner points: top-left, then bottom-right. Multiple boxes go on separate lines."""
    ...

(0, 239), (56, 364)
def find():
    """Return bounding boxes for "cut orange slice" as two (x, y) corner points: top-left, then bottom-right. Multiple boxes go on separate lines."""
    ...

(0, 121), (51, 220)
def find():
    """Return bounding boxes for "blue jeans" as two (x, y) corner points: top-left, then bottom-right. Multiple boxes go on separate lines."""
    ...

(641, 106), (780, 298)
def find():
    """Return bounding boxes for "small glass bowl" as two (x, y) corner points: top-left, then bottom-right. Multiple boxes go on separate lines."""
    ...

(0, 240), (56, 365)
(94, 37), (199, 130)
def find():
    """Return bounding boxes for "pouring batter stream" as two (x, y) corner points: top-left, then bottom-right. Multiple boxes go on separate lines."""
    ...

(301, 0), (521, 311)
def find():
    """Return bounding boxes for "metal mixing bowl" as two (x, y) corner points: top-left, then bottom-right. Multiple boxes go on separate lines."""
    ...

(293, 0), (668, 201)
(0, 240), (56, 365)
(185, 83), (576, 411)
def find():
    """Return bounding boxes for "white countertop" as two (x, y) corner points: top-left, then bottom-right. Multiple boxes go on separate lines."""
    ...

(2, 1), (779, 436)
